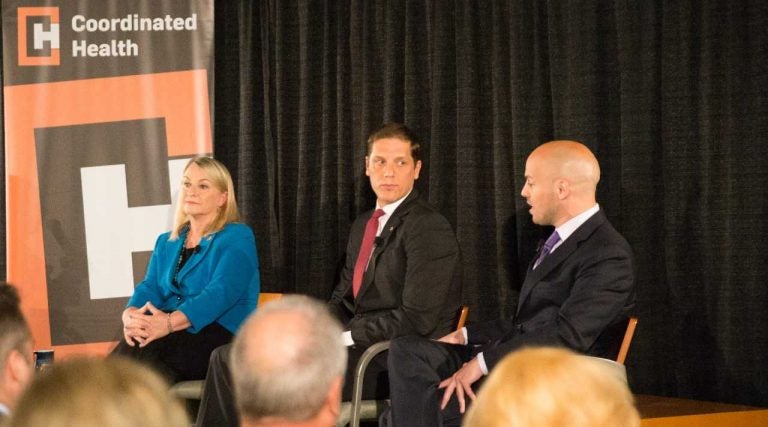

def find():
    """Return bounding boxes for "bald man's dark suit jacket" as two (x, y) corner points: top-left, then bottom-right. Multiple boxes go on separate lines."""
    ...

(386, 209), (635, 427)
(467, 209), (635, 369)
(328, 188), (462, 348)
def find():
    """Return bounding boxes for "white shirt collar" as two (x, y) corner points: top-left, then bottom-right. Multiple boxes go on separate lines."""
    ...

(551, 204), (600, 252)
(375, 189), (413, 235)
(0, 402), (10, 416)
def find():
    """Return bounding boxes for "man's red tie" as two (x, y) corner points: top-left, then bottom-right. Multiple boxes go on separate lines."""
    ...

(352, 209), (385, 298)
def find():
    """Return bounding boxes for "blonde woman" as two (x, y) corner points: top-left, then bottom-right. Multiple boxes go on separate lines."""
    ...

(463, 347), (640, 427)
(113, 157), (260, 382)
(9, 357), (189, 427)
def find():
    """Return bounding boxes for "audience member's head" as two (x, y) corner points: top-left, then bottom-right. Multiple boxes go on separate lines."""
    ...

(231, 295), (346, 427)
(8, 357), (189, 427)
(0, 282), (33, 416)
(463, 347), (640, 427)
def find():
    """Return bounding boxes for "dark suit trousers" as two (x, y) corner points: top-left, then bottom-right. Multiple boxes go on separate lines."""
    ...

(387, 336), (478, 427)
(111, 321), (232, 383)
(195, 343), (390, 427)
(196, 344), (237, 427)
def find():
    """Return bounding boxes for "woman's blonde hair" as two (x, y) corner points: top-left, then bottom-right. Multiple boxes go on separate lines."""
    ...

(463, 347), (640, 427)
(9, 357), (189, 427)
(170, 156), (240, 239)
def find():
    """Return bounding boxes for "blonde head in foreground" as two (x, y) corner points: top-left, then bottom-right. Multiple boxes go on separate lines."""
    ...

(8, 357), (188, 427)
(463, 347), (639, 427)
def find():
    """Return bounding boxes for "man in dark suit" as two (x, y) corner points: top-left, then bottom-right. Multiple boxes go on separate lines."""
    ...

(327, 122), (462, 399)
(0, 282), (34, 420)
(385, 140), (635, 427)
(195, 122), (461, 427)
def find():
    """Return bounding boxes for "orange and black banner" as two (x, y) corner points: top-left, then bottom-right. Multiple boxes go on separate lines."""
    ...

(3, 0), (214, 357)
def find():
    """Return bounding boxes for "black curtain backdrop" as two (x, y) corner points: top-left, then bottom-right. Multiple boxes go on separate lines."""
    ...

(2, 0), (767, 408)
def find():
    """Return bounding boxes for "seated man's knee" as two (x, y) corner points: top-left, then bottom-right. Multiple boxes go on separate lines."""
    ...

(388, 335), (441, 368)
(389, 335), (425, 356)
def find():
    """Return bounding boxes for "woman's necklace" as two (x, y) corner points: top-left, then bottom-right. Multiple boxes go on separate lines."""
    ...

(173, 232), (198, 288)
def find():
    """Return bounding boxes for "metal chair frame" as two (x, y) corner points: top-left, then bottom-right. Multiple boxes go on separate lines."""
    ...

(339, 305), (470, 427)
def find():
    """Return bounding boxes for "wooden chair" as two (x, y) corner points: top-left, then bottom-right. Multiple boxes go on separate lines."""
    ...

(256, 292), (284, 307)
(580, 316), (639, 384)
(169, 292), (284, 400)
(338, 305), (470, 427)
(616, 316), (638, 365)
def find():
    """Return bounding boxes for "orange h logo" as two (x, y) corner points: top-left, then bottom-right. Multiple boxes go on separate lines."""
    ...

(18, 7), (61, 66)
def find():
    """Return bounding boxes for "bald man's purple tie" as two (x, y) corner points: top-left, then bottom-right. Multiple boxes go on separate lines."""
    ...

(534, 230), (561, 269)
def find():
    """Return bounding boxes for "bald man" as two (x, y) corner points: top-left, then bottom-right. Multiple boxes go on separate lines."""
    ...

(230, 295), (346, 427)
(386, 141), (636, 427)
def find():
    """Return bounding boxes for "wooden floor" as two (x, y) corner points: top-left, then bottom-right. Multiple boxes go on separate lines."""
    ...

(637, 394), (768, 427)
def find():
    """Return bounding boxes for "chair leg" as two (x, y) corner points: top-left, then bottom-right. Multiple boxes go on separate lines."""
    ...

(349, 341), (391, 427)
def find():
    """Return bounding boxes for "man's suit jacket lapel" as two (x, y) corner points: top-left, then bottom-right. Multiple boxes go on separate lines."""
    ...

(355, 189), (419, 302)
(516, 211), (607, 316)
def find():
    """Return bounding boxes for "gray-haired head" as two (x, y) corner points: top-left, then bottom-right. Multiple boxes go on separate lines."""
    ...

(230, 295), (347, 422)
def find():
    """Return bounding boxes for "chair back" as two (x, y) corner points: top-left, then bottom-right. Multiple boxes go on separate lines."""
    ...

(615, 316), (638, 365)
(258, 292), (283, 306)
(455, 305), (469, 330)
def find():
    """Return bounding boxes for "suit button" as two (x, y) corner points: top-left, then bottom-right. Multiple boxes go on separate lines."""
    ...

(176, 296), (182, 301)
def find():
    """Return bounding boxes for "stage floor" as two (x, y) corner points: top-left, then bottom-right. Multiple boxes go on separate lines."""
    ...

(637, 394), (768, 427)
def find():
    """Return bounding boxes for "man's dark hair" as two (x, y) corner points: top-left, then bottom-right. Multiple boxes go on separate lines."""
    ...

(0, 282), (32, 366)
(366, 122), (422, 163)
